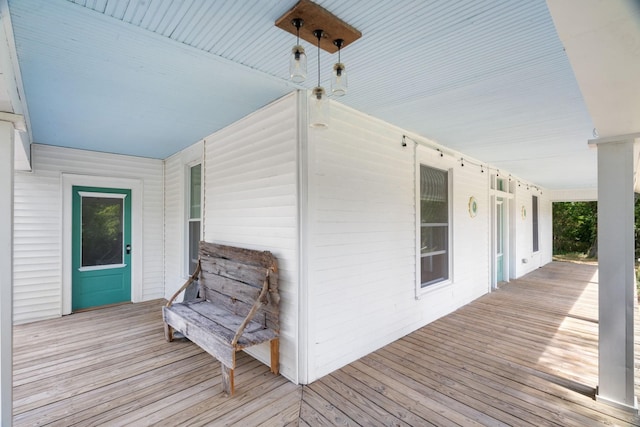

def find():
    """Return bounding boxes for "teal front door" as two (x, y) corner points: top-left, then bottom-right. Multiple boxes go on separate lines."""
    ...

(72, 186), (132, 311)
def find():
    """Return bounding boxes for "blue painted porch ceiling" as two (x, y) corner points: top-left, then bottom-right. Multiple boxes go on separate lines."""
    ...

(9, 0), (295, 159)
(10, 0), (596, 189)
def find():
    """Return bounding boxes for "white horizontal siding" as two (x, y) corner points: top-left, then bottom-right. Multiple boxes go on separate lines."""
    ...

(512, 185), (551, 277)
(163, 141), (203, 299)
(306, 102), (492, 381)
(13, 144), (164, 324)
(13, 172), (62, 321)
(164, 152), (183, 298)
(449, 153), (492, 306)
(540, 193), (553, 266)
(203, 93), (298, 383)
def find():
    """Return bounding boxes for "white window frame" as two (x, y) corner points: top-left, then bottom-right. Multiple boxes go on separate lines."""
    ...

(184, 161), (203, 277)
(415, 157), (453, 298)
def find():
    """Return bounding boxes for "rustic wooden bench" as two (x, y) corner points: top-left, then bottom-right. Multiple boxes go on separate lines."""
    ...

(162, 242), (280, 395)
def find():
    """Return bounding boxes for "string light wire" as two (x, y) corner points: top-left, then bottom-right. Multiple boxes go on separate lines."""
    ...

(402, 134), (543, 193)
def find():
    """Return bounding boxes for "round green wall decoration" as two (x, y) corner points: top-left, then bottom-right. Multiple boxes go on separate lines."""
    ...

(468, 196), (478, 218)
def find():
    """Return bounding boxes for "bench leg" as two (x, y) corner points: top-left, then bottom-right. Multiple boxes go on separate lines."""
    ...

(164, 323), (174, 342)
(221, 364), (235, 396)
(270, 338), (280, 375)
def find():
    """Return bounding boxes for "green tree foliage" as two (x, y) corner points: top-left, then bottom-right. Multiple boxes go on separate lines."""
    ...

(553, 198), (640, 259)
(553, 201), (597, 256)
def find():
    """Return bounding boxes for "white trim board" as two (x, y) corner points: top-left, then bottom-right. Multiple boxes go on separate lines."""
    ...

(77, 191), (127, 199)
(0, 120), (14, 426)
(61, 173), (144, 314)
(296, 89), (308, 385)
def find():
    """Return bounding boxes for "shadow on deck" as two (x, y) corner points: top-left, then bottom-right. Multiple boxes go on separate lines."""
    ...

(13, 261), (640, 426)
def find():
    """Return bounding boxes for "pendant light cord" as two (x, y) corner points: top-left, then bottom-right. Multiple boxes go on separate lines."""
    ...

(317, 33), (321, 87)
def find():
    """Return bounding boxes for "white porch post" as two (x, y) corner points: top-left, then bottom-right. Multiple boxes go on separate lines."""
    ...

(595, 137), (637, 411)
(0, 120), (15, 425)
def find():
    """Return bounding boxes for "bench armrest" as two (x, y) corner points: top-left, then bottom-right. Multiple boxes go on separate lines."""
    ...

(165, 261), (202, 307)
(231, 268), (273, 347)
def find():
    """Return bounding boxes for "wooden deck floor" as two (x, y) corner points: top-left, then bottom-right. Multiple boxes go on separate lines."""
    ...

(13, 261), (640, 426)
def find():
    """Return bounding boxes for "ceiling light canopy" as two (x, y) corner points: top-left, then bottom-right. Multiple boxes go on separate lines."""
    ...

(275, 0), (361, 53)
(276, 0), (360, 128)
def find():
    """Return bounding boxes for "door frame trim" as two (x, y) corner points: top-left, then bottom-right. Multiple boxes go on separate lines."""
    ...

(490, 194), (510, 290)
(62, 174), (143, 315)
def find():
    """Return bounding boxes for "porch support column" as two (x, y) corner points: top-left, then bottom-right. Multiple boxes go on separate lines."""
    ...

(0, 119), (15, 425)
(593, 136), (638, 412)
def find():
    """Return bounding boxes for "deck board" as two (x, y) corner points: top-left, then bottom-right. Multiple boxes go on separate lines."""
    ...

(13, 261), (640, 425)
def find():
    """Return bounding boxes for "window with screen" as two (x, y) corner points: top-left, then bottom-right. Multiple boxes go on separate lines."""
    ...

(419, 165), (451, 287)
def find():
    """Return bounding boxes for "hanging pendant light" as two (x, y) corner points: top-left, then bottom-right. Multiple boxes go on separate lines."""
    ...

(289, 18), (307, 83)
(331, 39), (347, 96)
(309, 29), (329, 128)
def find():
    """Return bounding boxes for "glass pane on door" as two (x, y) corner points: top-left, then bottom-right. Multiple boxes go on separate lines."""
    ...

(497, 203), (504, 255)
(82, 196), (124, 267)
(496, 201), (504, 283)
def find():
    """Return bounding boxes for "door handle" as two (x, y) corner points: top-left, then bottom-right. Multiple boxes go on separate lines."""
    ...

(126, 244), (131, 254)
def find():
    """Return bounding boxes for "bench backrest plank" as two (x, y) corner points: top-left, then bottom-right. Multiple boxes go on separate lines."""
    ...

(198, 242), (279, 332)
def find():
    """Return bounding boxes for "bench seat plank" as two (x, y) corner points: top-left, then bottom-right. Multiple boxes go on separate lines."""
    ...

(178, 300), (277, 346)
(163, 304), (235, 367)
